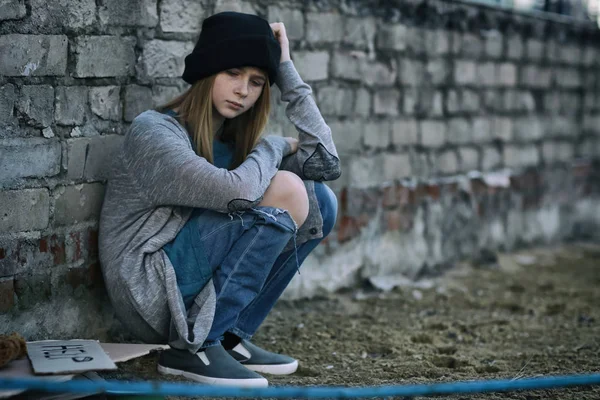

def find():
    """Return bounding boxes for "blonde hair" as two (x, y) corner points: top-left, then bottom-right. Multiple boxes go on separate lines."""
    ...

(156, 73), (271, 169)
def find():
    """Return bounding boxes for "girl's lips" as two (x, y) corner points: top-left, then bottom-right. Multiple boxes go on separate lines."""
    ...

(226, 100), (243, 109)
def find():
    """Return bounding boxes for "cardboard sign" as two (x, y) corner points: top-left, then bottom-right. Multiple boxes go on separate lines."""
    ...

(100, 343), (169, 363)
(26, 340), (117, 375)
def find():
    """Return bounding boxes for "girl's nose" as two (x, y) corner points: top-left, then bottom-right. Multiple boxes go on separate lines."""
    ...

(235, 80), (249, 98)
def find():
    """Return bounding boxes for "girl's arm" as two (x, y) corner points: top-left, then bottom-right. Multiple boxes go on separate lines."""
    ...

(276, 60), (341, 181)
(270, 22), (341, 182)
(124, 112), (293, 213)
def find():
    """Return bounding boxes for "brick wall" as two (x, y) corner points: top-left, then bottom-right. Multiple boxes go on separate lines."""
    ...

(1, 0), (599, 339)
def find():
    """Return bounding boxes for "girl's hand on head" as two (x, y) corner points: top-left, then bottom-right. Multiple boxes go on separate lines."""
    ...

(269, 22), (291, 63)
(284, 137), (298, 153)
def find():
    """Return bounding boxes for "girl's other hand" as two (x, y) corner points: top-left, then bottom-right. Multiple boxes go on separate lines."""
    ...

(284, 137), (298, 153)
(269, 22), (291, 63)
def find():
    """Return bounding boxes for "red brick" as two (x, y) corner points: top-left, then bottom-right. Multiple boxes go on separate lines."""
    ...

(397, 185), (411, 207)
(39, 238), (48, 253)
(344, 188), (364, 216)
(357, 211), (376, 228)
(382, 184), (397, 208)
(337, 215), (359, 243)
(361, 189), (381, 212)
(15, 242), (26, 267)
(339, 187), (348, 213)
(49, 234), (66, 265)
(383, 210), (402, 231)
(424, 184), (441, 200)
(69, 232), (82, 263)
(384, 209), (413, 231)
(409, 185), (426, 205)
(470, 178), (488, 196)
(0, 278), (15, 312)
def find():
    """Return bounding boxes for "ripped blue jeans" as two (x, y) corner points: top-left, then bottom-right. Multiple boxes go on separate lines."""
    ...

(163, 181), (338, 349)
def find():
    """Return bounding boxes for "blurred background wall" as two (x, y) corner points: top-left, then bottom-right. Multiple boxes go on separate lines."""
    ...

(1, 0), (599, 340)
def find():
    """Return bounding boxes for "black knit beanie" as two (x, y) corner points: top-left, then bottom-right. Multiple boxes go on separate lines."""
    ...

(182, 12), (282, 85)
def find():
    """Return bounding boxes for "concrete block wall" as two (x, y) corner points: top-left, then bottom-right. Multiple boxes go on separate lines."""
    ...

(1, 0), (599, 340)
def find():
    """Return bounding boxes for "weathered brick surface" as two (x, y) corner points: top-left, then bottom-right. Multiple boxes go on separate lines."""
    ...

(332, 52), (396, 86)
(436, 150), (459, 174)
(141, 40), (194, 79)
(383, 153), (412, 181)
(343, 17), (376, 48)
(0, 138), (61, 181)
(373, 89), (400, 116)
(391, 119), (419, 146)
(159, 0), (203, 32)
(55, 86), (88, 125)
(294, 51), (329, 82)
(377, 24), (408, 51)
(99, 0), (158, 27)
(214, 0), (256, 14)
(53, 184), (106, 226)
(17, 85), (54, 128)
(73, 36), (136, 78)
(0, 1), (26, 21)
(89, 86), (122, 121)
(0, 189), (50, 233)
(504, 144), (540, 167)
(0, 84), (16, 124)
(306, 13), (344, 43)
(420, 120), (446, 148)
(67, 135), (124, 181)
(317, 87), (354, 116)
(124, 85), (153, 122)
(363, 121), (390, 149)
(0, 35), (68, 77)
(354, 88), (371, 117)
(329, 120), (363, 154)
(29, 0), (96, 30)
(482, 146), (502, 170)
(454, 60), (477, 85)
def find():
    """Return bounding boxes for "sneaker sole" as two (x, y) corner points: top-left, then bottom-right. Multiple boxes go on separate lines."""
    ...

(157, 365), (269, 387)
(244, 360), (298, 375)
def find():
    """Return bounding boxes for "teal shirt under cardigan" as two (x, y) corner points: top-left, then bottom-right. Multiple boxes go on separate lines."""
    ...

(98, 61), (341, 352)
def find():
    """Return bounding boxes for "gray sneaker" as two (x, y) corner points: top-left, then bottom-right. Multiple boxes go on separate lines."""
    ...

(157, 346), (268, 387)
(228, 339), (298, 375)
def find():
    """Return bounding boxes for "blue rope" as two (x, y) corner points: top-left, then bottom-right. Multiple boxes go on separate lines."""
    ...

(0, 373), (599, 398)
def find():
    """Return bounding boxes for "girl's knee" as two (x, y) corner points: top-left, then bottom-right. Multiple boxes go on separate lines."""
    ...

(260, 171), (309, 227)
(314, 182), (338, 236)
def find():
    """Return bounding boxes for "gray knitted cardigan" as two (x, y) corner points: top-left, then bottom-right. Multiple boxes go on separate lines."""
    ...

(99, 61), (341, 351)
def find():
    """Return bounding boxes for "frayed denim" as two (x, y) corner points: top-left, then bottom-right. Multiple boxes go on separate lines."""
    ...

(164, 182), (338, 348)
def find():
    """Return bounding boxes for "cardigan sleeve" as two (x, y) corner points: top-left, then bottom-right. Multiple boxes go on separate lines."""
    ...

(123, 112), (293, 213)
(276, 61), (342, 182)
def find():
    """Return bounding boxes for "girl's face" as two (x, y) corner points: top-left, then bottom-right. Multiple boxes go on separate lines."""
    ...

(212, 66), (267, 119)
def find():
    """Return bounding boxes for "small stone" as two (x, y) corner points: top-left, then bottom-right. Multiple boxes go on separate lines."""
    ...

(70, 127), (82, 137)
(42, 127), (54, 138)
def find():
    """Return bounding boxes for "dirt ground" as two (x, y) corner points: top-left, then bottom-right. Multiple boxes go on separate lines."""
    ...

(102, 242), (600, 399)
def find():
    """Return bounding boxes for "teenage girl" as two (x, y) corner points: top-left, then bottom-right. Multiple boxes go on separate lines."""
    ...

(99, 11), (341, 387)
